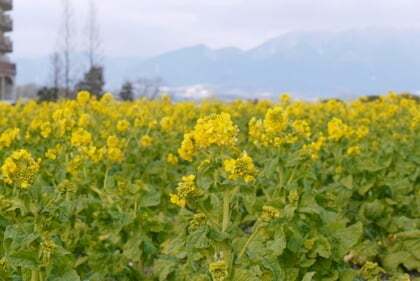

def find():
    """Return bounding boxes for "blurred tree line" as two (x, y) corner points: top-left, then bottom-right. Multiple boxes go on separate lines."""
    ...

(38, 0), (163, 102)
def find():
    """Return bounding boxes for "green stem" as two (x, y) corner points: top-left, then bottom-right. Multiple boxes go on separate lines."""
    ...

(286, 166), (297, 186)
(103, 167), (109, 189)
(221, 190), (232, 278)
(222, 190), (230, 233)
(238, 224), (262, 259)
(30, 270), (39, 281)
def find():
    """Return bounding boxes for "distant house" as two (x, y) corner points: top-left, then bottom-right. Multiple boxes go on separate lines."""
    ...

(0, 0), (15, 100)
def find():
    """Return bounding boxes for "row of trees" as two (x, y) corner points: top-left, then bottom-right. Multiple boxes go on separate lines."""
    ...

(37, 0), (103, 101)
(38, 0), (162, 102)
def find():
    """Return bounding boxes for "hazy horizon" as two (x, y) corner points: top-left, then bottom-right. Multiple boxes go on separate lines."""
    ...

(12, 0), (420, 58)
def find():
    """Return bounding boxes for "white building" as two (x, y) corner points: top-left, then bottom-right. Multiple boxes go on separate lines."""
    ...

(0, 0), (15, 100)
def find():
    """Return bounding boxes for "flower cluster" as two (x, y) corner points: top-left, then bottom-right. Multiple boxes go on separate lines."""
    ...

(209, 261), (228, 281)
(1, 149), (40, 189)
(139, 134), (153, 148)
(0, 128), (20, 148)
(189, 213), (207, 231)
(223, 152), (256, 183)
(327, 118), (352, 141)
(260, 205), (280, 222)
(106, 135), (124, 163)
(263, 106), (289, 133)
(178, 113), (239, 160)
(170, 175), (198, 208)
(71, 128), (92, 147)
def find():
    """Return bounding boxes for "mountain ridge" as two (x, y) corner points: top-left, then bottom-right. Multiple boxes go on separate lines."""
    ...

(15, 28), (420, 99)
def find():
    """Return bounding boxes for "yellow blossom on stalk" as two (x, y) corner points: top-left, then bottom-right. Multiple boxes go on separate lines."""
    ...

(292, 120), (311, 139)
(260, 206), (280, 222)
(0, 128), (20, 148)
(106, 135), (123, 162)
(347, 145), (361, 156)
(288, 190), (300, 203)
(45, 148), (58, 160)
(192, 112), (239, 148)
(29, 119), (42, 131)
(170, 175), (197, 208)
(66, 155), (82, 175)
(264, 107), (288, 133)
(354, 126), (369, 139)
(148, 120), (158, 129)
(223, 152), (256, 183)
(209, 261), (228, 281)
(328, 118), (351, 141)
(117, 120), (130, 132)
(139, 135), (153, 148)
(166, 153), (178, 165)
(178, 133), (195, 161)
(76, 91), (91, 105)
(78, 113), (91, 127)
(40, 238), (56, 265)
(107, 135), (121, 148)
(248, 117), (270, 146)
(71, 128), (92, 147)
(40, 122), (52, 138)
(101, 92), (114, 103)
(303, 135), (325, 160)
(107, 147), (124, 163)
(189, 213), (207, 231)
(160, 116), (174, 131)
(170, 194), (186, 208)
(1, 149), (40, 189)
(82, 145), (103, 163)
(284, 134), (298, 144)
(360, 261), (384, 280)
(279, 93), (291, 105)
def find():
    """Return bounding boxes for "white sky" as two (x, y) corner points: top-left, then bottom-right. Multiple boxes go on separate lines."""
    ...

(11, 0), (420, 58)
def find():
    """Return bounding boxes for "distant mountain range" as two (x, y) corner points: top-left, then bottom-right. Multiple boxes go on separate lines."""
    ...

(15, 28), (420, 99)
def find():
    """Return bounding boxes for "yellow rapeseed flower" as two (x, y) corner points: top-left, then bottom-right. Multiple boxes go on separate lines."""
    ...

(77, 91), (91, 105)
(166, 153), (179, 165)
(0, 128), (20, 148)
(1, 149), (40, 189)
(170, 175), (197, 208)
(139, 135), (153, 148)
(71, 128), (92, 147)
(264, 107), (288, 133)
(223, 152), (256, 183)
(117, 120), (130, 132)
(193, 113), (238, 148)
(328, 118), (351, 141)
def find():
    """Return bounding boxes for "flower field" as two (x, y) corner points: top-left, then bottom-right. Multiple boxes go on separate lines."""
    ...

(0, 92), (419, 281)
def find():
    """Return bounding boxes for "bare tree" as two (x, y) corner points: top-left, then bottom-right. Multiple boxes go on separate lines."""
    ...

(85, 0), (103, 69)
(75, 0), (105, 98)
(60, 0), (76, 99)
(49, 52), (62, 90)
(134, 77), (163, 100)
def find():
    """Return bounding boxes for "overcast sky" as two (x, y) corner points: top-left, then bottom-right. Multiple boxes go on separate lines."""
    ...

(11, 0), (420, 58)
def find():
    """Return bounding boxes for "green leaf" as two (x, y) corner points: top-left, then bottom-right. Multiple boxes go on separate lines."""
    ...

(233, 266), (262, 281)
(315, 236), (332, 258)
(334, 222), (363, 257)
(51, 270), (81, 281)
(187, 227), (210, 249)
(122, 236), (143, 261)
(340, 175), (353, 189)
(267, 229), (286, 257)
(302, 272), (316, 281)
(6, 250), (39, 269)
(154, 258), (177, 281)
(140, 189), (161, 207)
